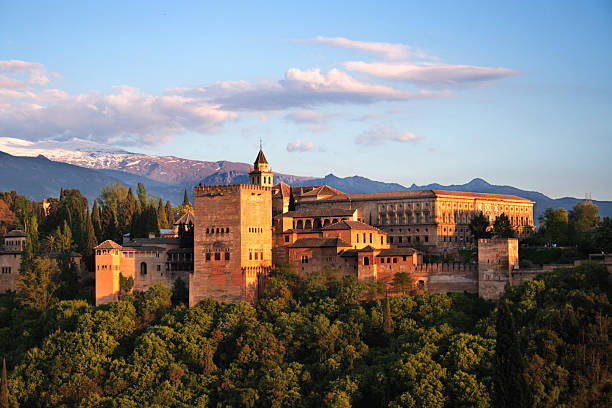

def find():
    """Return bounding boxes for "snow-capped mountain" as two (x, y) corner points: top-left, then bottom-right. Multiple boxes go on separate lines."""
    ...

(0, 137), (252, 184)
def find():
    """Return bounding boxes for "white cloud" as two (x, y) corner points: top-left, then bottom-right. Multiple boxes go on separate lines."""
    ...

(355, 127), (421, 146)
(0, 60), (448, 146)
(0, 83), (237, 146)
(192, 68), (447, 110)
(304, 36), (430, 60)
(287, 140), (315, 152)
(284, 110), (340, 132)
(0, 60), (53, 87)
(345, 61), (520, 85)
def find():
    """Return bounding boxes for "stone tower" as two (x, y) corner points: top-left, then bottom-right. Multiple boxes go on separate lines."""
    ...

(477, 238), (519, 300)
(249, 148), (274, 187)
(191, 149), (273, 306)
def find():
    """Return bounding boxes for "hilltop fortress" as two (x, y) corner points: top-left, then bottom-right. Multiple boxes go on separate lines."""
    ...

(93, 148), (540, 306)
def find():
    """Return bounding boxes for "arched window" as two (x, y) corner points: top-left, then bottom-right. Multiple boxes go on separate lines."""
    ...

(140, 262), (147, 275)
(297, 220), (303, 229)
(364, 257), (370, 265)
(305, 220), (312, 229)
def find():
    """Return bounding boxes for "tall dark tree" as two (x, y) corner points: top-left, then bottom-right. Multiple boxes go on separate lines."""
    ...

(165, 200), (174, 226)
(91, 201), (102, 242)
(84, 208), (97, 255)
(493, 213), (516, 238)
(137, 182), (147, 210)
(288, 190), (296, 211)
(469, 211), (492, 241)
(182, 189), (190, 207)
(1, 357), (8, 408)
(383, 294), (394, 334)
(494, 301), (530, 408)
(120, 187), (137, 233)
(157, 199), (167, 229)
(101, 205), (119, 242)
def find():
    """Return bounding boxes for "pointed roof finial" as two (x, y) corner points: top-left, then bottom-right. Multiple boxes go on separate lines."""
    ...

(259, 137), (262, 150)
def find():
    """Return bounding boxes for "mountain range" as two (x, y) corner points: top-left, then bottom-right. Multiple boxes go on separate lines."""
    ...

(0, 137), (610, 223)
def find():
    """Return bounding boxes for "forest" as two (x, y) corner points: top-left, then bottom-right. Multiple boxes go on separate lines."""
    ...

(0, 185), (611, 407)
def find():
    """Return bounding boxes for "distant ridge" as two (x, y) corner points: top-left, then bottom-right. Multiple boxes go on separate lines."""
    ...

(0, 149), (610, 224)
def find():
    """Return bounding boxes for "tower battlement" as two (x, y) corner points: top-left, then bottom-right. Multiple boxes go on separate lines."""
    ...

(195, 184), (271, 196)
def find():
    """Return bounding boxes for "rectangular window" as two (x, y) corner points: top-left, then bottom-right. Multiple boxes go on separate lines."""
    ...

(214, 253), (221, 261)
(225, 252), (230, 260)
(260, 252), (263, 260)
(285, 235), (289, 242)
(254, 252), (258, 260)
(425, 236), (429, 242)
(356, 234), (360, 243)
(301, 255), (309, 264)
(399, 237), (403, 243)
(369, 233), (372, 243)
(157, 265), (161, 271)
(389, 237), (394, 244)
(249, 252), (252, 260)
(393, 258), (397, 263)
(387, 258), (391, 263)
(403, 256), (406, 261)
(206, 253), (211, 261)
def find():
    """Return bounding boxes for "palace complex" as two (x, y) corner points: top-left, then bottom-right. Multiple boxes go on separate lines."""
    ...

(89, 148), (543, 306)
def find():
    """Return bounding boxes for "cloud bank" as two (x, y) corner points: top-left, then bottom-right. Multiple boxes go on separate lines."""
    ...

(345, 61), (520, 85)
(287, 140), (315, 152)
(355, 127), (421, 146)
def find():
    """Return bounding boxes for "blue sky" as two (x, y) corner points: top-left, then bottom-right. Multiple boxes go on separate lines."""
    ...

(1, 1), (611, 199)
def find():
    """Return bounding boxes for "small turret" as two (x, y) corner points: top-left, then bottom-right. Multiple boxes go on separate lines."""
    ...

(249, 146), (273, 187)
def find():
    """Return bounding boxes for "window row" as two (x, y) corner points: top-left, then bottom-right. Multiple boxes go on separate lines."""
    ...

(205, 252), (231, 261)
(249, 252), (264, 260)
(1, 266), (11, 274)
(206, 227), (230, 234)
(248, 227), (264, 233)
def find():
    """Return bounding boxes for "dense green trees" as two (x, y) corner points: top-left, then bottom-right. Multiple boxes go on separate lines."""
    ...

(493, 213), (516, 239)
(469, 212), (492, 240)
(1, 262), (608, 407)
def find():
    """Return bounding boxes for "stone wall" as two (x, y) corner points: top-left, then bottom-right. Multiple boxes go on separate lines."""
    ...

(190, 185), (272, 306)
(0, 253), (21, 293)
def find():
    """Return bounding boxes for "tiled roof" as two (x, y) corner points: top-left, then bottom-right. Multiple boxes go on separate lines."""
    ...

(300, 185), (345, 197)
(377, 248), (418, 256)
(95, 240), (123, 250)
(318, 189), (532, 203)
(288, 237), (351, 248)
(5, 229), (26, 237)
(356, 245), (376, 252)
(339, 249), (358, 257)
(124, 237), (180, 246)
(281, 207), (356, 218)
(322, 220), (384, 232)
(122, 246), (166, 252)
(254, 149), (268, 165)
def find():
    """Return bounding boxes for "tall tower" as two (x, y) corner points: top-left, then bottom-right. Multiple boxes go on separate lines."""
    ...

(249, 147), (274, 187)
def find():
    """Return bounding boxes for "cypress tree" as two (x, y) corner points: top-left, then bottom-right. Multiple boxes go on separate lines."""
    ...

(203, 343), (215, 376)
(157, 199), (167, 229)
(101, 205), (118, 242)
(383, 294), (394, 334)
(121, 187), (137, 232)
(85, 208), (97, 254)
(165, 200), (174, 226)
(1, 357), (8, 408)
(494, 301), (530, 408)
(183, 189), (190, 206)
(288, 190), (296, 211)
(91, 201), (102, 242)
(137, 182), (147, 210)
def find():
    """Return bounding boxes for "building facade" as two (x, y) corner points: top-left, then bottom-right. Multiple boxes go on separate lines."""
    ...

(0, 230), (26, 293)
(291, 190), (534, 250)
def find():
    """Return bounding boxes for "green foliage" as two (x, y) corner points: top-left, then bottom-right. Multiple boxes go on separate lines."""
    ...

(1, 358), (7, 408)
(391, 272), (413, 294)
(493, 213), (516, 238)
(494, 301), (530, 407)
(1, 263), (610, 407)
(470, 212), (492, 241)
(538, 208), (569, 245)
(15, 257), (58, 312)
